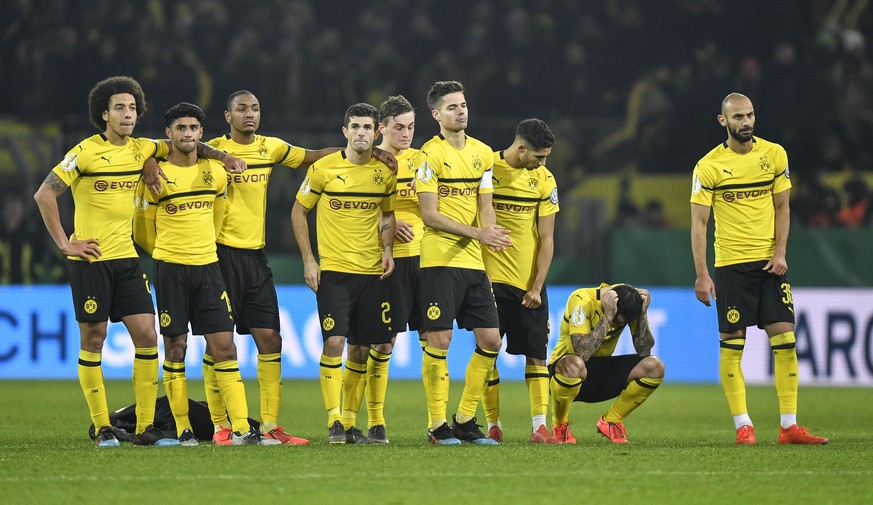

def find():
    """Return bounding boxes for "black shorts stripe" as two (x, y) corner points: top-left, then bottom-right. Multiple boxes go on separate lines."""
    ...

(134, 353), (158, 360)
(78, 359), (101, 367)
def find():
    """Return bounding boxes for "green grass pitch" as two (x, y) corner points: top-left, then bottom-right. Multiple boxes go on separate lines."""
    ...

(0, 380), (870, 504)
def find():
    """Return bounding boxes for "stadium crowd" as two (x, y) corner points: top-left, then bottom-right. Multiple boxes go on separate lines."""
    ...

(1, 0), (871, 285)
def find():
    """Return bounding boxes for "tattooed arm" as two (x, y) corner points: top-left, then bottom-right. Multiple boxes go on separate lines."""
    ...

(570, 316), (613, 362)
(196, 142), (246, 174)
(631, 288), (654, 357)
(33, 172), (101, 262)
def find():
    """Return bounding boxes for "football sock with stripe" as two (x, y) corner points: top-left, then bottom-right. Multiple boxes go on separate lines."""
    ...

(202, 353), (229, 429)
(719, 337), (748, 416)
(132, 346), (159, 434)
(78, 350), (110, 429)
(366, 349), (392, 428)
(770, 332), (799, 420)
(163, 360), (193, 435)
(456, 346), (499, 423)
(550, 372), (582, 426)
(605, 377), (663, 423)
(482, 364), (500, 425)
(257, 352), (282, 431)
(423, 346), (449, 429)
(526, 364), (550, 430)
(341, 359), (367, 429)
(320, 354), (343, 427)
(214, 359), (250, 434)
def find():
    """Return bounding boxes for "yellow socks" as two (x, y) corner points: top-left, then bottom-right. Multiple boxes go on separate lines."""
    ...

(78, 350), (109, 429)
(423, 346), (449, 428)
(482, 364), (500, 425)
(163, 360), (192, 434)
(257, 352), (282, 431)
(770, 332), (798, 416)
(202, 354), (229, 429)
(214, 359), (250, 434)
(456, 347), (499, 422)
(366, 349), (391, 427)
(550, 372), (582, 426)
(320, 354), (343, 427)
(341, 359), (367, 429)
(132, 346), (159, 434)
(525, 365), (550, 426)
(605, 377), (663, 423)
(719, 337), (748, 416)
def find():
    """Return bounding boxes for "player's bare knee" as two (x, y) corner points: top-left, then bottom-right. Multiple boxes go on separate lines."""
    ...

(207, 334), (237, 362)
(474, 328), (502, 352)
(163, 336), (187, 362)
(347, 344), (369, 362)
(252, 329), (282, 354)
(322, 335), (345, 357)
(556, 355), (586, 379)
(372, 342), (393, 354)
(642, 355), (665, 379)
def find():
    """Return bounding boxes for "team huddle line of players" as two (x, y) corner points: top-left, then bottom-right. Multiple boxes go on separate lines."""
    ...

(33, 76), (827, 448)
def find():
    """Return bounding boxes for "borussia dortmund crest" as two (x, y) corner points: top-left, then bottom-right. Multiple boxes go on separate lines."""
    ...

(373, 170), (385, 185)
(133, 152), (143, 163)
(472, 156), (483, 171)
(528, 178), (538, 190)
(259, 146), (268, 157)
(202, 170), (215, 186)
(759, 156), (772, 173)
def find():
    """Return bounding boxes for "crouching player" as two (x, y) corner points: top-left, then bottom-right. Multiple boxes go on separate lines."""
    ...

(548, 283), (665, 443)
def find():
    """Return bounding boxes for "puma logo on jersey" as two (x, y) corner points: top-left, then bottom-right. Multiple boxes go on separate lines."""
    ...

(100, 156), (111, 163)
(336, 175), (347, 184)
(723, 168), (734, 176)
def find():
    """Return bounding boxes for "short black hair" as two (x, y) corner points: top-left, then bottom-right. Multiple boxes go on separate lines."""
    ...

(164, 102), (206, 128)
(516, 118), (555, 150)
(379, 95), (414, 124)
(344, 102), (378, 128)
(87, 76), (147, 131)
(612, 284), (643, 322)
(426, 80), (464, 111)
(226, 90), (256, 112)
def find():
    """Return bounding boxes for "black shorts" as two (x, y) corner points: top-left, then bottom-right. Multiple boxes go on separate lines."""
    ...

(714, 260), (795, 333)
(67, 258), (154, 323)
(493, 283), (550, 360)
(153, 260), (234, 336)
(216, 244), (280, 335)
(386, 255), (422, 332)
(549, 354), (644, 403)
(316, 271), (392, 345)
(418, 267), (499, 331)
